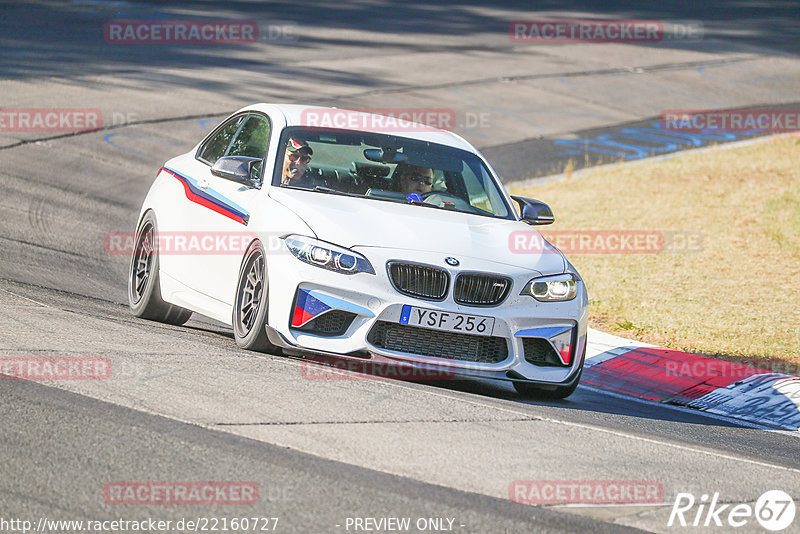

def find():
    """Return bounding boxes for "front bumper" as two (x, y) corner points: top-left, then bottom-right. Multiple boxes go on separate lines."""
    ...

(265, 246), (588, 385)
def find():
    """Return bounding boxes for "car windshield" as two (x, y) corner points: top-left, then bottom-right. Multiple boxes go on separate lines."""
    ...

(272, 127), (513, 219)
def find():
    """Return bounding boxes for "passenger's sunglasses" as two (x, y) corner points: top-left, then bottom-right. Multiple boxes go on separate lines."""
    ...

(404, 173), (433, 185)
(287, 152), (311, 164)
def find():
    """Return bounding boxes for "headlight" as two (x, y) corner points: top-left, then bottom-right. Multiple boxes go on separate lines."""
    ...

(284, 235), (375, 275)
(521, 273), (577, 302)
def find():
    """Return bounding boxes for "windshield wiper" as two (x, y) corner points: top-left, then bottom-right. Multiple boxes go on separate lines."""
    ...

(405, 198), (452, 211)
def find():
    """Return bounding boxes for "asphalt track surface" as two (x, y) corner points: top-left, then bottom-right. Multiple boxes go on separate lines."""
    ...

(1, 1), (800, 533)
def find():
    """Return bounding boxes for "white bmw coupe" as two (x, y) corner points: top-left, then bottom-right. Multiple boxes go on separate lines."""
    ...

(129, 104), (588, 398)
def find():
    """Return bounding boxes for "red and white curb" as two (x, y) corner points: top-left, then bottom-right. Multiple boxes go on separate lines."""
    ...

(584, 329), (800, 432)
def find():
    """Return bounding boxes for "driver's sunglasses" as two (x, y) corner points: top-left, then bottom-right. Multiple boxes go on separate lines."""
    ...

(404, 173), (433, 185)
(287, 152), (311, 164)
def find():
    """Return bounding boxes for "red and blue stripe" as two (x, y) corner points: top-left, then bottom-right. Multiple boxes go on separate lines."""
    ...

(291, 289), (374, 328)
(162, 167), (249, 225)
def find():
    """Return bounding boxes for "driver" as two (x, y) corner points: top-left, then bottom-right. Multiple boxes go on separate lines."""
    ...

(396, 163), (434, 195)
(281, 137), (314, 186)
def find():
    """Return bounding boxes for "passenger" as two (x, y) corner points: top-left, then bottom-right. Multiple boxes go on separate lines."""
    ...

(281, 137), (314, 186)
(395, 163), (434, 195)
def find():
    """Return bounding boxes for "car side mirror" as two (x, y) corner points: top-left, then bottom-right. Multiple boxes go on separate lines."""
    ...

(511, 195), (555, 225)
(211, 156), (261, 187)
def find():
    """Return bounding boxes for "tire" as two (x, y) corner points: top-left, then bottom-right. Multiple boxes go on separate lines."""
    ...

(232, 241), (279, 353)
(128, 211), (192, 326)
(513, 366), (582, 400)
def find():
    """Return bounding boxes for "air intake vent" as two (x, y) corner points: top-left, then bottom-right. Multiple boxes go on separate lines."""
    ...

(454, 273), (511, 306)
(367, 321), (508, 364)
(522, 338), (568, 367)
(388, 262), (449, 301)
(294, 310), (356, 337)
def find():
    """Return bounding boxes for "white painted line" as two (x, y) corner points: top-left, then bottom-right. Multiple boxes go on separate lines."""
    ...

(585, 327), (653, 366)
(267, 353), (800, 472)
(580, 384), (799, 436)
(397, 379), (800, 472)
(550, 502), (674, 509)
(0, 287), (54, 309)
(582, 328), (800, 432)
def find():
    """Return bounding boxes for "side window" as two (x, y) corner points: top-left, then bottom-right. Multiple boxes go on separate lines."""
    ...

(226, 115), (271, 158)
(461, 163), (491, 212)
(225, 115), (271, 182)
(198, 115), (245, 165)
(461, 162), (508, 216)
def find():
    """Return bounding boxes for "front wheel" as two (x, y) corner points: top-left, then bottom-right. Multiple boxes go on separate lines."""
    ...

(233, 242), (279, 353)
(128, 211), (192, 325)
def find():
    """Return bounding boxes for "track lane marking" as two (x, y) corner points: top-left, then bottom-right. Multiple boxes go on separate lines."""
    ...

(581, 384), (800, 436)
(0, 287), (54, 309)
(2, 283), (797, 475)
(266, 354), (800, 474)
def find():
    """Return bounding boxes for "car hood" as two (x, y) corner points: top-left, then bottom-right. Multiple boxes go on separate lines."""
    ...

(269, 188), (566, 273)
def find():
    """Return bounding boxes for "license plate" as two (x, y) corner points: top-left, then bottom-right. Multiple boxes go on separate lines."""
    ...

(399, 305), (495, 336)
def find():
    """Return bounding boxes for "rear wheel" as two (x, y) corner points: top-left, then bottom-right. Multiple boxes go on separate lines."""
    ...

(233, 242), (279, 353)
(128, 211), (192, 325)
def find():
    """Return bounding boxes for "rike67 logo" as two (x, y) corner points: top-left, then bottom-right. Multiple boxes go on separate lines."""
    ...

(669, 490), (795, 531)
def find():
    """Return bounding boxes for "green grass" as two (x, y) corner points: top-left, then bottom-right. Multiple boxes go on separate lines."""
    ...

(764, 178), (800, 258)
(509, 136), (800, 366)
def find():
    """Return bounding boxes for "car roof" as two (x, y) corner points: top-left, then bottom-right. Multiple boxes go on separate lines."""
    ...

(240, 103), (477, 152)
